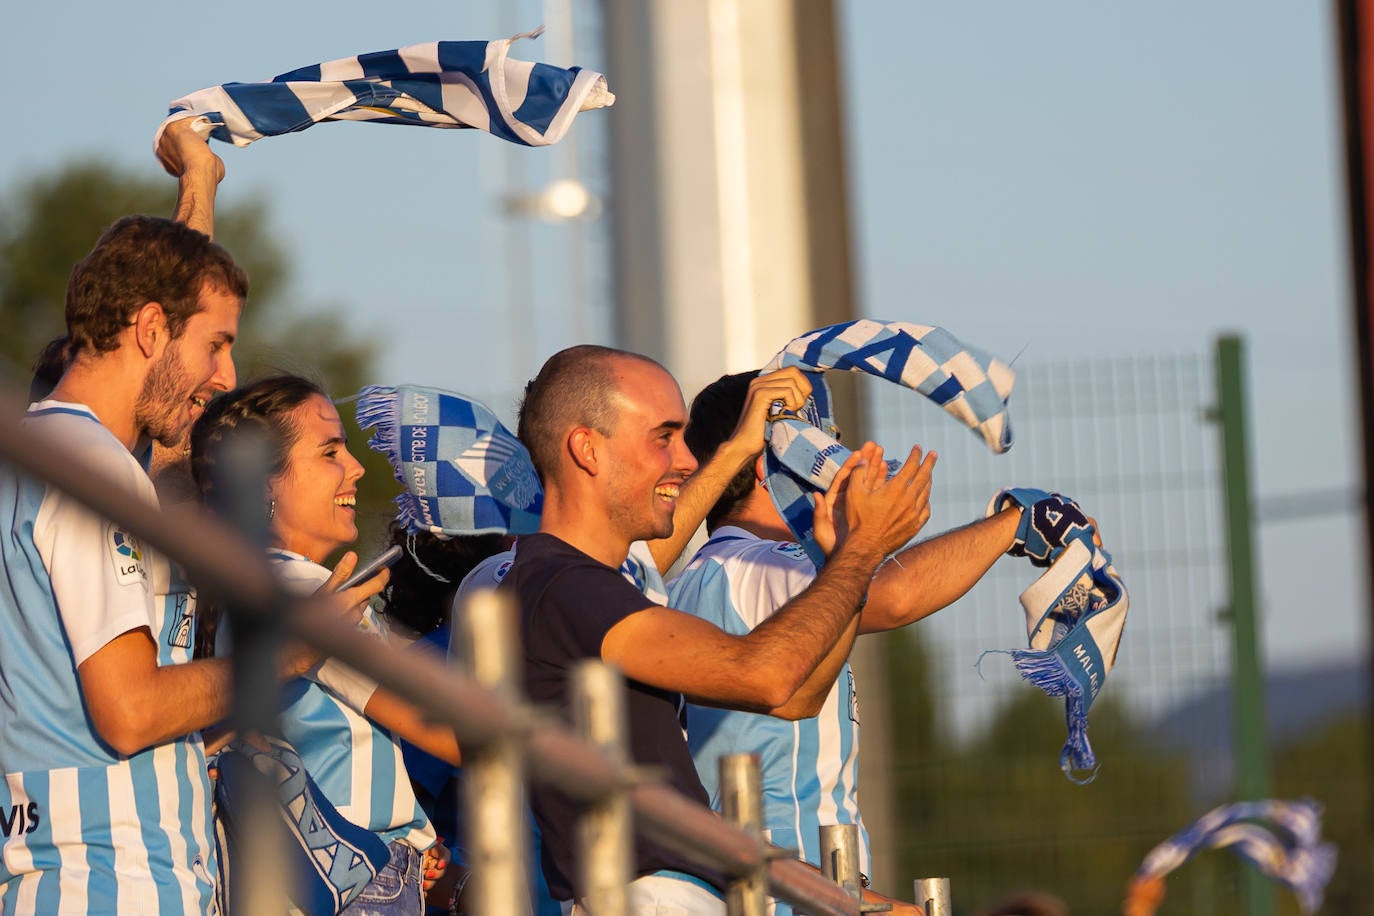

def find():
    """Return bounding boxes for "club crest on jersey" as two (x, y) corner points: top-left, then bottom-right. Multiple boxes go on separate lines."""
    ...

(169, 592), (195, 649)
(494, 559), (514, 582)
(773, 542), (809, 562)
(108, 524), (147, 585)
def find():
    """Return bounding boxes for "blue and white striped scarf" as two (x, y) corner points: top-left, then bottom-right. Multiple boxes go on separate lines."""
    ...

(156, 28), (612, 151)
(355, 385), (542, 537)
(983, 488), (1128, 782)
(214, 736), (391, 915)
(1130, 799), (1336, 914)
(358, 385), (669, 598)
(759, 319), (1015, 566)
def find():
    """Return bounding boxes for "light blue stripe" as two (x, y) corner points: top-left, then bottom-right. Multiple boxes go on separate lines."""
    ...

(77, 766), (117, 910)
(130, 753), (179, 914)
(793, 717), (822, 864)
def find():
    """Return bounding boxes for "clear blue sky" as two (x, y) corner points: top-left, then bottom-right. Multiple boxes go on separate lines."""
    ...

(2, 2), (1363, 670)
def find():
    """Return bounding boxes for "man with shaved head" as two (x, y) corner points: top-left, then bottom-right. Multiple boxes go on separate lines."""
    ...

(502, 344), (935, 914)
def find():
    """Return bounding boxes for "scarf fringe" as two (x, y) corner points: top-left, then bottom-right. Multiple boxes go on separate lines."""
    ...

(1009, 647), (1099, 782)
(355, 385), (434, 536)
(355, 385), (402, 478)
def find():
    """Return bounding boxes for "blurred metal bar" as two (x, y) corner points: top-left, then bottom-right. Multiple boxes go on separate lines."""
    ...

(572, 661), (632, 916)
(210, 427), (289, 913)
(720, 754), (767, 916)
(455, 589), (530, 916)
(818, 825), (862, 901)
(0, 392), (874, 916)
(913, 878), (951, 916)
(1334, 0), (1374, 869)
(1253, 486), (1362, 522)
(1214, 335), (1274, 916)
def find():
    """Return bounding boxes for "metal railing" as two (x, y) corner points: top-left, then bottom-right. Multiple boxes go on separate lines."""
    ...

(0, 384), (951, 915)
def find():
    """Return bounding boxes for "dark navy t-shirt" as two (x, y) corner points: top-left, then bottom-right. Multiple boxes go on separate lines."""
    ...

(501, 533), (718, 901)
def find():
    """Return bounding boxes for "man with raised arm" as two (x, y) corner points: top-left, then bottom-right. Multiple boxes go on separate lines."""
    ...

(0, 121), (379, 912)
(501, 345), (934, 914)
(670, 371), (1023, 915)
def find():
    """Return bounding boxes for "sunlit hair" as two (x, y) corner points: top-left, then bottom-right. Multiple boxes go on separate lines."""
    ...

(189, 374), (326, 505)
(65, 214), (247, 356)
(517, 344), (664, 483)
(685, 371), (758, 530)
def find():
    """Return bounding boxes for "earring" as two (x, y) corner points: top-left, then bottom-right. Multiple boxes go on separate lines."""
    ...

(268, 499), (276, 520)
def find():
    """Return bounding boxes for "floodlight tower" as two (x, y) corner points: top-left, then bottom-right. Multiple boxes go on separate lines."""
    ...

(601, 0), (898, 886)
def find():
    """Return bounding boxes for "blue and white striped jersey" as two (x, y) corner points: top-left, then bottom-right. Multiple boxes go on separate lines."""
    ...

(669, 527), (867, 913)
(0, 402), (215, 914)
(267, 551), (436, 852)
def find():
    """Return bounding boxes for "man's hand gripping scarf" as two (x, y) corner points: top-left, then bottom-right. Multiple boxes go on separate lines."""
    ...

(759, 318), (1016, 567)
(982, 488), (1129, 782)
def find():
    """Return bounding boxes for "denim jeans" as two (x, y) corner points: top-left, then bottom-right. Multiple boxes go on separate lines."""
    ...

(341, 840), (424, 916)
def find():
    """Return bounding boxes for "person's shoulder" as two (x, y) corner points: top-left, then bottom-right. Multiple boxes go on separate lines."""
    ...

(457, 548), (516, 595)
(25, 401), (150, 492)
(510, 533), (601, 572)
(705, 527), (813, 570)
(268, 550), (331, 594)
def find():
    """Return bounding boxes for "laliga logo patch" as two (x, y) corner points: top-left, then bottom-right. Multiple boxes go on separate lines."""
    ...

(773, 542), (809, 562)
(494, 559), (514, 583)
(108, 524), (147, 586)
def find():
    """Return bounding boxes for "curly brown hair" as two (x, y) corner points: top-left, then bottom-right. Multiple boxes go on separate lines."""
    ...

(379, 525), (510, 636)
(66, 215), (248, 356)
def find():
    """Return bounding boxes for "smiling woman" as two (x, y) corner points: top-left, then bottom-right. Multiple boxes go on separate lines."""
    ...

(188, 373), (459, 915)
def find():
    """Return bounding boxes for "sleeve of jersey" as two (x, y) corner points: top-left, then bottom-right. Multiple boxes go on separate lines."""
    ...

(33, 461), (158, 668)
(276, 558), (381, 713)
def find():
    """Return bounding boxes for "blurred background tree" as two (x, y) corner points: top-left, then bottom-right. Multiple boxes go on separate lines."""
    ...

(0, 160), (399, 553)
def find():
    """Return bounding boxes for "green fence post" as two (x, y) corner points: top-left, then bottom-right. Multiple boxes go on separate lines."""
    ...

(1214, 335), (1274, 916)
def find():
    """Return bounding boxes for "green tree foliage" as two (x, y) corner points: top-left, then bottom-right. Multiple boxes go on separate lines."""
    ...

(885, 629), (1238, 915)
(0, 159), (398, 553)
(1273, 712), (1372, 916)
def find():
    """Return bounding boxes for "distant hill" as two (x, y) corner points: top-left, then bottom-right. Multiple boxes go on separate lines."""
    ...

(1146, 657), (1369, 799)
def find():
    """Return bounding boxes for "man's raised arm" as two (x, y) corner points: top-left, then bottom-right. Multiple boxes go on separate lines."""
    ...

(603, 443), (935, 712)
(645, 367), (812, 573)
(156, 118), (224, 238)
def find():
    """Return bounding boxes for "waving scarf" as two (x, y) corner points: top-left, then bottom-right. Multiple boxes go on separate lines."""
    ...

(983, 488), (1128, 781)
(760, 319), (1015, 566)
(1124, 799), (1336, 916)
(355, 384), (542, 537)
(156, 28), (612, 152)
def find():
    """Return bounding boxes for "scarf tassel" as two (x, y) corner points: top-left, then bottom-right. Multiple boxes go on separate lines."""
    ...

(1008, 647), (1099, 782)
(354, 385), (435, 535)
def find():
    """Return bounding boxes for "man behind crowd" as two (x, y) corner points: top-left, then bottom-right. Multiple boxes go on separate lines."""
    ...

(500, 344), (935, 914)
(670, 371), (1024, 914)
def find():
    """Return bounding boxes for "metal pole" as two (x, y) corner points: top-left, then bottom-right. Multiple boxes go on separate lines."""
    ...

(455, 588), (530, 916)
(212, 426), (290, 913)
(1214, 335), (1274, 916)
(719, 754), (768, 916)
(571, 661), (632, 916)
(818, 825), (862, 902)
(912, 878), (951, 916)
(1332, 0), (1374, 879)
